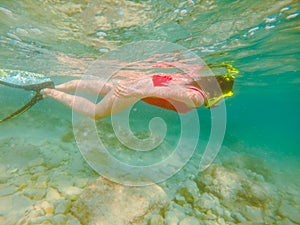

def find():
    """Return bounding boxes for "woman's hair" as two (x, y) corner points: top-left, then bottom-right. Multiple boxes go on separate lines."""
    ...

(216, 75), (234, 95)
(190, 75), (235, 108)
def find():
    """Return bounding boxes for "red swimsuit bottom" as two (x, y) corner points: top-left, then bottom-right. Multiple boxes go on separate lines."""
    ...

(141, 74), (204, 114)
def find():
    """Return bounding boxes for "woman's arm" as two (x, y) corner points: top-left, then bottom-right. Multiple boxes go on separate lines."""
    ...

(116, 83), (205, 108)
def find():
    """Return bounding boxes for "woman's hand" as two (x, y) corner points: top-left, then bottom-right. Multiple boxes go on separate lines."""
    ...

(115, 83), (142, 98)
(115, 79), (149, 98)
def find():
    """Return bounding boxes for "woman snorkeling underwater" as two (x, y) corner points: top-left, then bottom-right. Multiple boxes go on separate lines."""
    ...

(0, 60), (237, 122)
(41, 68), (235, 120)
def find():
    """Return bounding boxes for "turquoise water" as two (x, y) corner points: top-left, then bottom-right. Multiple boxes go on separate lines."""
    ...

(0, 0), (299, 224)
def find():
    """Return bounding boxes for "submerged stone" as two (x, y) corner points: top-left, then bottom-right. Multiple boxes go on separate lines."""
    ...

(176, 180), (200, 205)
(195, 163), (276, 208)
(241, 205), (264, 222)
(149, 214), (164, 225)
(51, 214), (67, 225)
(71, 176), (169, 225)
(279, 200), (300, 224)
(179, 216), (200, 225)
(54, 199), (71, 214)
(277, 218), (296, 225)
(46, 187), (61, 201)
(223, 154), (273, 181)
(41, 201), (54, 215)
(165, 211), (179, 225)
(22, 188), (46, 200)
(64, 214), (81, 225)
(231, 212), (247, 223)
(195, 192), (222, 215)
(63, 186), (82, 200)
(0, 194), (32, 225)
(0, 184), (17, 197)
(170, 204), (186, 220)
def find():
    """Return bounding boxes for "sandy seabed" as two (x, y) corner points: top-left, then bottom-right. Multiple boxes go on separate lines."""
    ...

(0, 116), (299, 225)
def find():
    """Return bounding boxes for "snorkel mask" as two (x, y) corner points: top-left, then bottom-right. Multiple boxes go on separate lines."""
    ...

(200, 62), (238, 109)
(205, 87), (234, 108)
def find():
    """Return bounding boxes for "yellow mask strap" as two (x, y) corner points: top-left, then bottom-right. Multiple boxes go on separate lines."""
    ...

(205, 91), (234, 108)
(208, 61), (239, 79)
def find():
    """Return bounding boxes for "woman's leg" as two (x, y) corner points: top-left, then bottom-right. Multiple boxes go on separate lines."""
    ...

(56, 79), (113, 95)
(42, 78), (152, 119)
(41, 87), (140, 120)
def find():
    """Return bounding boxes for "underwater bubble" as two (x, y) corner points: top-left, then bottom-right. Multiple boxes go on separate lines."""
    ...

(96, 30), (107, 39)
(286, 12), (299, 20)
(180, 9), (188, 16)
(0, 6), (13, 17)
(248, 26), (260, 36)
(280, 5), (291, 12)
(265, 24), (276, 30)
(117, 9), (124, 16)
(98, 47), (110, 53)
(6, 32), (21, 41)
(265, 16), (277, 23)
(15, 27), (29, 36)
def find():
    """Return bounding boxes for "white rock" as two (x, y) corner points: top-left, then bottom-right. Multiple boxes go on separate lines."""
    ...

(174, 193), (186, 205)
(195, 163), (277, 210)
(165, 211), (180, 225)
(22, 188), (46, 200)
(0, 184), (17, 197)
(73, 177), (89, 188)
(241, 205), (264, 222)
(205, 210), (217, 220)
(16, 205), (47, 224)
(28, 216), (48, 224)
(277, 218), (296, 225)
(36, 175), (49, 185)
(28, 157), (44, 167)
(193, 209), (207, 220)
(217, 217), (226, 225)
(46, 187), (61, 200)
(65, 214), (81, 225)
(71, 176), (169, 225)
(8, 168), (18, 174)
(232, 212), (247, 223)
(226, 222), (236, 225)
(0, 194), (32, 225)
(51, 214), (67, 225)
(40, 201), (54, 215)
(49, 174), (73, 193)
(223, 209), (234, 221)
(182, 203), (194, 215)
(9, 173), (31, 188)
(171, 204), (186, 220)
(279, 200), (300, 224)
(176, 180), (200, 205)
(202, 220), (218, 225)
(179, 216), (200, 225)
(54, 199), (71, 214)
(149, 214), (164, 225)
(63, 186), (82, 200)
(196, 193), (220, 211)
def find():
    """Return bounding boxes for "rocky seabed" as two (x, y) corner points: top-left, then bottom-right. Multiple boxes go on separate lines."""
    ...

(0, 136), (299, 225)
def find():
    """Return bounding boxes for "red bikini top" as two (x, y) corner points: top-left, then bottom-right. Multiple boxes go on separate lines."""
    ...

(141, 74), (205, 113)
